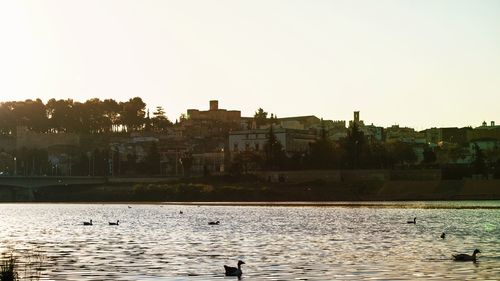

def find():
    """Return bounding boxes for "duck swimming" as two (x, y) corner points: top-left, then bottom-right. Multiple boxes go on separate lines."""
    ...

(109, 220), (119, 226)
(208, 221), (220, 225)
(453, 249), (480, 262)
(83, 219), (93, 226)
(407, 217), (416, 224)
(224, 260), (245, 277)
(440, 232), (445, 239)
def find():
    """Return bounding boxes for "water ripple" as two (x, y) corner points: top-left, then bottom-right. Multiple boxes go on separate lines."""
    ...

(0, 202), (499, 280)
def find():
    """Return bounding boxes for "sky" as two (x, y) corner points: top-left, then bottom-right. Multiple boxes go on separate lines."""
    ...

(0, 0), (499, 130)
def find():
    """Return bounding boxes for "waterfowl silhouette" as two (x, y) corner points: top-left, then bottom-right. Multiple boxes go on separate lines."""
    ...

(440, 232), (446, 239)
(224, 260), (245, 277)
(208, 220), (220, 225)
(179, 211), (183, 214)
(453, 249), (480, 262)
(407, 217), (416, 224)
(109, 220), (119, 226)
(83, 219), (93, 226)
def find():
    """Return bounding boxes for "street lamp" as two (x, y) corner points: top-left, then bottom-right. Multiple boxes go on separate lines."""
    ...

(13, 157), (17, 176)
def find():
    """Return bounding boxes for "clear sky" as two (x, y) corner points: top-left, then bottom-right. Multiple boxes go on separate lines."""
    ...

(0, 0), (499, 130)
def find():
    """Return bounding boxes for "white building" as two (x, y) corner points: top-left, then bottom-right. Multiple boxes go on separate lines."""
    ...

(229, 127), (317, 158)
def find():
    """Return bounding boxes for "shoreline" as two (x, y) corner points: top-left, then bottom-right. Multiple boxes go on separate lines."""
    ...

(1, 200), (499, 209)
(1, 177), (500, 203)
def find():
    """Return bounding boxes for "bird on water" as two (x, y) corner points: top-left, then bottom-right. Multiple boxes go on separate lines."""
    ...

(208, 221), (220, 225)
(109, 220), (119, 226)
(440, 232), (446, 239)
(224, 260), (245, 277)
(407, 217), (416, 224)
(83, 219), (93, 226)
(453, 249), (480, 262)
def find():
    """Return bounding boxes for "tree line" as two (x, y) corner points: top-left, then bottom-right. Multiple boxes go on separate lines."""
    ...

(0, 97), (172, 135)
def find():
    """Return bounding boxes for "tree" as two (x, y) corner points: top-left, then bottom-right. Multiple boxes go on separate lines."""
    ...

(230, 150), (263, 175)
(306, 121), (337, 169)
(422, 146), (437, 165)
(102, 99), (121, 133)
(343, 123), (366, 168)
(472, 143), (487, 176)
(46, 99), (79, 133)
(254, 108), (268, 128)
(152, 106), (172, 132)
(120, 97), (146, 132)
(386, 141), (417, 167)
(264, 126), (286, 170)
(144, 142), (161, 175)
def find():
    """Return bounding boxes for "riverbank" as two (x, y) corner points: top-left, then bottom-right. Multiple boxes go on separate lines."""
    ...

(1, 176), (499, 202)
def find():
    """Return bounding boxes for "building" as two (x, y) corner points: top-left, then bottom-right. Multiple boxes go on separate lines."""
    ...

(229, 127), (317, 158)
(348, 111), (365, 128)
(467, 121), (500, 142)
(16, 126), (79, 150)
(328, 120), (348, 141)
(424, 127), (471, 145)
(181, 101), (241, 152)
(191, 150), (225, 175)
(385, 125), (425, 144)
(186, 100), (241, 123)
(363, 124), (384, 142)
(277, 116), (322, 130)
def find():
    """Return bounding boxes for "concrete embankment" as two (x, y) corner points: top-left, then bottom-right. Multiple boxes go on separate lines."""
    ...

(353, 180), (500, 200)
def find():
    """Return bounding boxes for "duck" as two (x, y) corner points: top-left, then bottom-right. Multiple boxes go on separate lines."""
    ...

(83, 219), (93, 226)
(407, 217), (416, 224)
(453, 249), (480, 262)
(179, 211), (183, 214)
(224, 260), (245, 277)
(109, 220), (119, 226)
(440, 232), (446, 239)
(208, 220), (220, 225)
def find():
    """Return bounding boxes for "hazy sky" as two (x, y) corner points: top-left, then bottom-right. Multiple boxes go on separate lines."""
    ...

(0, 0), (499, 129)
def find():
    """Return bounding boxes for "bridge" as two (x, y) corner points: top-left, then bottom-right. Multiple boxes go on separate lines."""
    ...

(0, 176), (108, 188)
(0, 176), (177, 188)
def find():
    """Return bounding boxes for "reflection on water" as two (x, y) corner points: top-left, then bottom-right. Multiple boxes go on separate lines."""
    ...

(0, 202), (499, 280)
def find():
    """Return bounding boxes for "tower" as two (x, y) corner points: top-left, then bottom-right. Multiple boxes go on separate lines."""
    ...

(354, 111), (360, 124)
(210, 100), (219, 111)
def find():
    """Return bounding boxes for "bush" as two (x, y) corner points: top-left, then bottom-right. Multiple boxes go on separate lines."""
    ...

(1, 250), (44, 281)
(0, 254), (18, 281)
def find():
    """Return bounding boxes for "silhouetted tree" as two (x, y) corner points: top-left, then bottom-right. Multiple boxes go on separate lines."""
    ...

(144, 142), (161, 175)
(472, 143), (487, 176)
(343, 123), (366, 168)
(120, 97), (146, 132)
(306, 122), (337, 169)
(180, 153), (193, 177)
(386, 141), (417, 167)
(230, 150), (263, 175)
(264, 126), (286, 170)
(422, 146), (437, 165)
(152, 106), (172, 132)
(254, 108), (268, 128)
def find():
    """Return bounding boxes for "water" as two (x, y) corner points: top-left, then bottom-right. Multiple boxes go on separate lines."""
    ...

(0, 202), (499, 280)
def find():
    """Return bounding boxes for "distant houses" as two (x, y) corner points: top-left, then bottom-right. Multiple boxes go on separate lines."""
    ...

(0, 99), (499, 179)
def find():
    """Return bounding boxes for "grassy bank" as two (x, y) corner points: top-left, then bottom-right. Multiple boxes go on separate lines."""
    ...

(1, 175), (499, 202)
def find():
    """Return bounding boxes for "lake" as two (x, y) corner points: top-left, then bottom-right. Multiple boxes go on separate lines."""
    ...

(0, 202), (499, 280)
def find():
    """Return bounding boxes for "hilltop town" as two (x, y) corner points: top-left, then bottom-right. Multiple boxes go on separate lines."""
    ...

(0, 98), (499, 182)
